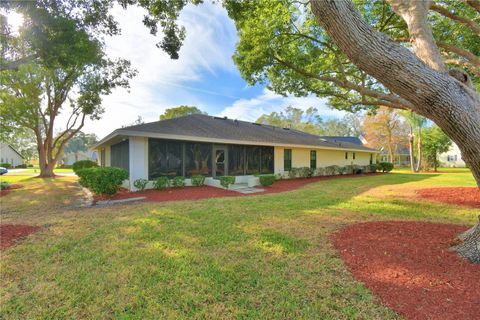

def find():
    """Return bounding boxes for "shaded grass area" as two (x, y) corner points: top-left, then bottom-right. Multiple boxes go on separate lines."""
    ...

(0, 169), (477, 319)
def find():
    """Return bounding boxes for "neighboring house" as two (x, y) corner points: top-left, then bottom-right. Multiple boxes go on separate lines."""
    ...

(378, 146), (411, 166)
(93, 114), (379, 190)
(0, 143), (25, 167)
(63, 150), (98, 166)
(439, 143), (466, 168)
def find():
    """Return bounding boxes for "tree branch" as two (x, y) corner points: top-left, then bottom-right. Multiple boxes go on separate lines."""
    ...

(437, 41), (480, 68)
(0, 54), (38, 71)
(274, 55), (414, 109)
(430, 3), (480, 36)
(464, 0), (480, 14)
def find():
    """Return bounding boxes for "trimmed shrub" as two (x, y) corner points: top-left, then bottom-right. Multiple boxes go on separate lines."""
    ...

(27, 164), (34, 167)
(345, 165), (355, 174)
(133, 178), (148, 191)
(325, 165), (341, 175)
(0, 163), (12, 168)
(0, 181), (10, 190)
(315, 167), (326, 176)
(153, 176), (169, 190)
(172, 176), (185, 188)
(72, 160), (98, 174)
(288, 168), (298, 179)
(378, 162), (394, 173)
(219, 176), (235, 189)
(191, 175), (206, 186)
(77, 167), (128, 195)
(367, 164), (378, 173)
(259, 174), (275, 186)
(15, 164), (27, 168)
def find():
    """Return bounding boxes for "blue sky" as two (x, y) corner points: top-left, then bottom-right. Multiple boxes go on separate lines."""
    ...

(71, 3), (347, 137)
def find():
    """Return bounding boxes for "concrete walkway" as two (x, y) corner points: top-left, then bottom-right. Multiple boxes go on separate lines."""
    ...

(228, 183), (265, 194)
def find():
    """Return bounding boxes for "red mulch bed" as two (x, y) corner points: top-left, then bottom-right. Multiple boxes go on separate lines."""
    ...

(0, 184), (23, 197)
(331, 221), (480, 320)
(93, 173), (381, 203)
(0, 224), (40, 250)
(416, 187), (480, 208)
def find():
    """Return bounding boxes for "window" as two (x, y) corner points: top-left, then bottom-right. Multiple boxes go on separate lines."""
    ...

(148, 139), (183, 179)
(228, 145), (245, 176)
(101, 149), (106, 167)
(246, 146), (261, 174)
(353, 152), (356, 160)
(310, 150), (317, 169)
(284, 149), (292, 171)
(369, 154), (373, 165)
(260, 146), (274, 174)
(185, 142), (212, 177)
(111, 140), (129, 172)
(345, 152), (348, 160)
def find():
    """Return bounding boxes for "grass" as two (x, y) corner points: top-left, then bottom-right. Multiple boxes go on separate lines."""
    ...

(3, 168), (74, 175)
(0, 169), (477, 319)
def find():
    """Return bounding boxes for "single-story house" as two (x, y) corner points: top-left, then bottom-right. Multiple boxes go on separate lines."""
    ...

(0, 143), (25, 167)
(439, 143), (466, 167)
(63, 150), (98, 166)
(93, 114), (379, 190)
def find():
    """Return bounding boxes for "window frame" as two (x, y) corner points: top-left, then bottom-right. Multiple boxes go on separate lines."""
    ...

(284, 149), (292, 171)
(310, 150), (317, 169)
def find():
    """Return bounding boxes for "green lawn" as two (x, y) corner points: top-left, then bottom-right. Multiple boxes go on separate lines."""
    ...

(0, 169), (477, 319)
(4, 168), (74, 175)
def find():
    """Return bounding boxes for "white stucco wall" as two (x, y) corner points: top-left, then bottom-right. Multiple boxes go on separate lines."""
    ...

(129, 136), (148, 190)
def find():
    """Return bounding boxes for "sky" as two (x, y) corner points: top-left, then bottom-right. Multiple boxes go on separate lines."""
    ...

(6, 3), (346, 139)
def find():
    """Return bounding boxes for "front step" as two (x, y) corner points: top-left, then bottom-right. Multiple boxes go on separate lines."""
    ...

(228, 183), (265, 194)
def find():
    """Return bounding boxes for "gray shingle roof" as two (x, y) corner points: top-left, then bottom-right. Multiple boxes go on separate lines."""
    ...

(107, 114), (376, 152)
(319, 136), (363, 145)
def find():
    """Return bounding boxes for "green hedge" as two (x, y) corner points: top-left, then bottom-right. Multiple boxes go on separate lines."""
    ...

(172, 176), (185, 188)
(72, 160), (98, 174)
(219, 176), (235, 189)
(15, 164), (27, 168)
(0, 181), (10, 190)
(153, 176), (169, 190)
(0, 163), (12, 168)
(77, 167), (128, 195)
(367, 164), (378, 173)
(191, 175), (206, 186)
(133, 178), (148, 191)
(378, 162), (394, 172)
(259, 174), (275, 186)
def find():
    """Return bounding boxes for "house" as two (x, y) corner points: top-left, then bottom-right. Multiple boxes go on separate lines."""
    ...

(93, 114), (379, 190)
(378, 145), (411, 166)
(439, 143), (466, 167)
(63, 150), (98, 166)
(0, 143), (25, 167)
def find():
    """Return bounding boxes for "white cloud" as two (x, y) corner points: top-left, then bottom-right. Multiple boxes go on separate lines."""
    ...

(218, 89), (346, 122)
(79, 2), (238, 137)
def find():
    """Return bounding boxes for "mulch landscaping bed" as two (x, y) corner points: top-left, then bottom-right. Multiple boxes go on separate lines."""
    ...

(93, 173), (381, 203)
(331, 221), (480, 320)
(0, 224), (40, 250)
(416, 187), (480, 208)
(0, 184), (23, 197)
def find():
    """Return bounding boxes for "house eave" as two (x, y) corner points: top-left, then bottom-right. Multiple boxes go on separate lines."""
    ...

(93, 129), (380, 153)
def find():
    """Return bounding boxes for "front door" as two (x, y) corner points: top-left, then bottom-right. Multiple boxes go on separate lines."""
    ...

(213, 145), (227, 177)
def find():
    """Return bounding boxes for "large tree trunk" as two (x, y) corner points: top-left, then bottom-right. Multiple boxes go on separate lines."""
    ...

(453, 216), (480, 263)
(311, 0), (480, 185)
(310, 0), (480, 263)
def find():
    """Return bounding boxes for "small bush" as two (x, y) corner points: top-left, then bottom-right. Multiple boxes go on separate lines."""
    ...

(15, 164), (27, 168)
(27, 164), (34, 167)
(378, 162), (394, 172)
(259, 174), (276, 186)
(191, 175), (206, 186)
(59, 164), (72, 169)
(133, 178), (148, 191)
(367, 164), (378, 173)
(315, 167), (325, 176)
(0, 163), (12, 168)
(0, 181), (10, 190)
(153, 176), (169, 190)
(288, 168), (298, 179)
(219, 176), (235, 188)
(325, 165), (341, 175)
(77, 167), (128, 195)
(72, 160), (98, 174)
(172, 176), (185, 188)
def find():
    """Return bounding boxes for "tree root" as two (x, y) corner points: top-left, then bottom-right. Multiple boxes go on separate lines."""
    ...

(452, 215), (480, 264)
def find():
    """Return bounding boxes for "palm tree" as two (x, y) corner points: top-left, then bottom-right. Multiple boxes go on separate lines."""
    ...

(401, 111), (427, 172)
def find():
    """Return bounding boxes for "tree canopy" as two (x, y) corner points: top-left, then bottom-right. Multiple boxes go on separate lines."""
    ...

(160, 106), (206, 120)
